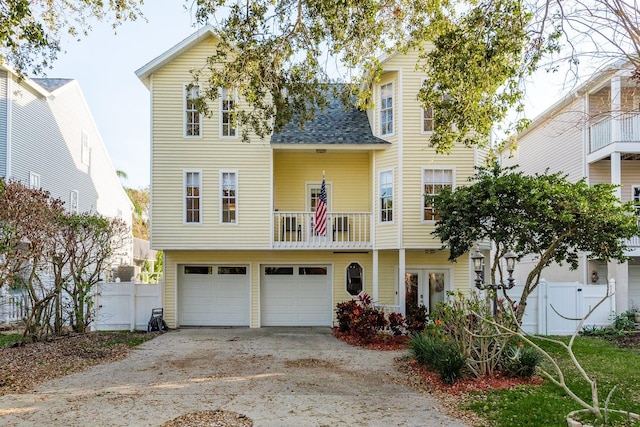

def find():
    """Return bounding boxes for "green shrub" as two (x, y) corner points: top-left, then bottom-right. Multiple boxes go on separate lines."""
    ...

(409, 333), (467, 384)
(611, 310), (636, 332)
(501, 342), (542, 378)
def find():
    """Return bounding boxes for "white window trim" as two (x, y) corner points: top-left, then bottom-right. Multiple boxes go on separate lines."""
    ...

(379, 169), (394, 224)
(70, 190), (79, 214)
(183, 169), (203, 225)
(219, 87), (238, 139)
(220, 170), (238, 225)
(29, 171), (41, 189)
(421, 167), (455, 223)
(380, 82), (394, 137)
(81, 131), (91, 166)
(183, 83), (203, 139)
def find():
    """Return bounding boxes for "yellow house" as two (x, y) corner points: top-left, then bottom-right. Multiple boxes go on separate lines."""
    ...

(135, 26), (487, 328)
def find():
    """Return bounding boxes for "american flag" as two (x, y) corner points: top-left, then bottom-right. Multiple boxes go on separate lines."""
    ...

(314, 175), (327, 236)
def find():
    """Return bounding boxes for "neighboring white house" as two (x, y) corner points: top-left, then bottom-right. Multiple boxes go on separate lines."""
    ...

(501, 60), (640, 313)
(0, 65), (134, 268)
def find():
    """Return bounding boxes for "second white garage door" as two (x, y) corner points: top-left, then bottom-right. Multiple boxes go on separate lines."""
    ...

(261, 266), (332, 326)
(179, 265), (250, 326)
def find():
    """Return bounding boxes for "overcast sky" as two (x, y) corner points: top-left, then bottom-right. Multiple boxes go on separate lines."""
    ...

(46, 2), (571, 190)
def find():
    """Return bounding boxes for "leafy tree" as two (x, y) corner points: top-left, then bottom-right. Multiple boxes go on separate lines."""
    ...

(125, 187), (149, 240)
(0, 0), (144, 75)
(0, 179), (65, 341)
(188, 0), (640, 152)
(432, 163), (640, 322)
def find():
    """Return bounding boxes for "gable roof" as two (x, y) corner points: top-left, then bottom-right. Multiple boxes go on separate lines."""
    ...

(271, 90), (388, 146)
(135, 25), (218, 88)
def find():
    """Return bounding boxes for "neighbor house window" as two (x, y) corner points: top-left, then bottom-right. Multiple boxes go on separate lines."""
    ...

(221, 87), (236, 137)
(380, 170), (393, 223)
(81, 131), (90, 165)
(29, 172), (40, 189)
(221, 171), (237, 224)
(633, 186), (640, 218)
(422, 106), (434, 133)
(380, 83), (393, 135)
(70, 190), (79, 213)
(184, 170), (201, 224)
(184, 84), (202, 137)
(423, 168), (454, 221)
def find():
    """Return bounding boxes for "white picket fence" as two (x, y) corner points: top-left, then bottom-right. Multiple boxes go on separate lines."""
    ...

(504, 279), (615, 335)
(94, 282), (163, 331)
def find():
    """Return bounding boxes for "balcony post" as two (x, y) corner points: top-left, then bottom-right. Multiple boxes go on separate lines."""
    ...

(372, 250), (379, 301)
(398, 249), (406, 316)
(611, 152), (622, 199)
(611, 75), (622, 142)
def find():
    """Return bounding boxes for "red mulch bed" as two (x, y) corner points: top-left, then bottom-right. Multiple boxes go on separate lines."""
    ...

(403, 358), (545, 395)
(332, 329), (410, 350)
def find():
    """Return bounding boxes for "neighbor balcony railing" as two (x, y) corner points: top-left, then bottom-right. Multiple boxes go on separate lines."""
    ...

(273, 212), (371, 249)
(589, 112), (640, 153)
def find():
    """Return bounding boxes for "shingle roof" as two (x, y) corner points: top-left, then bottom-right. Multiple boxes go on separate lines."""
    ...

(271, 91), (389, 145)
(32, 78), (73, 92)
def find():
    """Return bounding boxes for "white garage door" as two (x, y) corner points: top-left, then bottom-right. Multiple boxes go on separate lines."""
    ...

(179, 265), (250, 326)
(261, 266), (332, 326)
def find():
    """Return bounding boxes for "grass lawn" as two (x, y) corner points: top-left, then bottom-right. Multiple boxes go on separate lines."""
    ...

(464, 336), (640, 426)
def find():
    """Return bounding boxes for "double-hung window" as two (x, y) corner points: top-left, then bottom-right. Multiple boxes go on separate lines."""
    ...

(221, 171), (237, 224)
(379, 170), (393, 223)
(184, 84), (202, 138)
(633, 186), (640, 219)
(422, 106), (434, 133)
(184, 171), (202, 224)
(221, 87), (236, 137)
(380, 83), (393, 135)
(70, 190), (79, 213)
(29, 172), (41, 189)
(423, 168), (453, 221)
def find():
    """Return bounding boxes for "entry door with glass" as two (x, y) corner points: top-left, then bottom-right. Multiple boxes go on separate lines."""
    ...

(405, 269), (448, 315)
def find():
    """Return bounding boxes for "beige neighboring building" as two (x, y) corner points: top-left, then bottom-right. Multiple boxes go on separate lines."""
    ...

(501, 60), (640, 313)
(136, 26), (489, 328)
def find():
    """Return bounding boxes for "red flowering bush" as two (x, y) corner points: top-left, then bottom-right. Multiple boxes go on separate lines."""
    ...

(335, 293), (388, 343)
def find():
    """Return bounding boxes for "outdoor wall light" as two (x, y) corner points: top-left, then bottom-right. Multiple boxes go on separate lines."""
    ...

(470, 247), (517, 291)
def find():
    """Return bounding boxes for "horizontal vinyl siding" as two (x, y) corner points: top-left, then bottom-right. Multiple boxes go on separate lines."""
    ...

(589, 159), (640, 203)
(164, 250), (376, 328)
(151, 35), (272, 249)
(273, 151), (371, 212)
(504, 98), (584, 182)
(0, 71), (6, 177)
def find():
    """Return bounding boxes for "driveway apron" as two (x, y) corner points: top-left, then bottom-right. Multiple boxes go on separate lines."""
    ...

(0, 328), (470, 426)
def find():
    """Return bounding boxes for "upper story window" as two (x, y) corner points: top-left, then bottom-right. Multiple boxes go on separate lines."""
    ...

(423, 168), (454, 221)
(184, 170), (201, 224)
(380, 170), (393, 223)
(221, 171), (237, 224)
(633, 186), (640, 218)
(81, 131), (91, 165)
(380, 83), (393, 136)
(70, 190), (79, 213)
(422, 106), (434, 133)
(29, 172), (40, 189)
(221, 87), (236, 137)
(184, 84), (202, 138)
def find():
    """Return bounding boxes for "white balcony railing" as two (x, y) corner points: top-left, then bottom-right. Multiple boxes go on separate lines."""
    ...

(590, 112), (640, 153)
(273, 212), (371, 249)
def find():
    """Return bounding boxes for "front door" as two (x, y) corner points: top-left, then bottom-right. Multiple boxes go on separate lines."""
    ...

(405, 269), (448, 315)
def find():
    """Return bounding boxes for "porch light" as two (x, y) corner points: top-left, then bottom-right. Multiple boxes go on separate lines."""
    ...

(471, 247), (517, 291)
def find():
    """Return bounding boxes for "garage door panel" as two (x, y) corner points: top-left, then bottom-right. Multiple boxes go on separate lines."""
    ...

(179, 266), (250, 326)
(261, 266), (332, 326)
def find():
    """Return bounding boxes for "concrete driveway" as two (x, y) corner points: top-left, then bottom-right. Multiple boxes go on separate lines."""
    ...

(0, 328), (470, 426)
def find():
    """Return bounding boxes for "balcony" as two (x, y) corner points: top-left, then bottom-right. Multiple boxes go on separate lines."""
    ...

(589, 112), (640, 153)
(273, 212), (371, 249)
